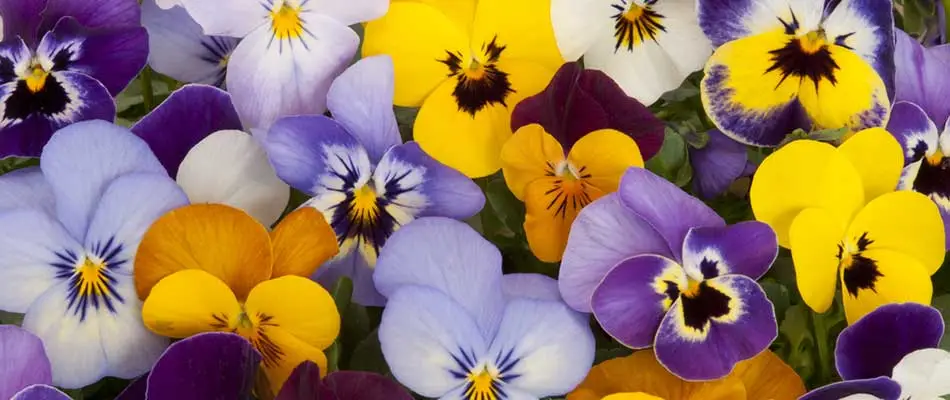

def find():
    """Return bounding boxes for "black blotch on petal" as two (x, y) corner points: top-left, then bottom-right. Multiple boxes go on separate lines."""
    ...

(438, 36), (515, 116)
(765, 36), (840, 90)
(4, 76), (70, 121)
(699, 258), (719, 279)
(913, 157), (950, 200)
(842, 254), (884, 297)
(680, 282), (732, 332)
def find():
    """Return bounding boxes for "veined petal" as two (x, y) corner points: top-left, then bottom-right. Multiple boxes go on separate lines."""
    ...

(178, 0), (267, 37)
(0, 208), (79, 313)
(141, 269), (243, 338)
(141, 0), (239, 86)
(523, 176), (605, 262)
(270, 207), (338, 278)
(697, 0), (823, 47)
(177, 130), (290, 226)
(892, 348), (950, 400)
(254, 324), (329, 396)
(836, 127), (903, 205)
(567, 129), (644, 192)
(788, 207), (849, 314)
(379, 286), (487, 398)
(822, 0), (896, 98)
(591, 255), (687, 349)
(799, 377), (901, 400)
(0, 167), (54, 215)
(226, 15), (358, 129)
(894, 29), (950, 125)
(326, 55), (400, 163)
(654, 275), (777, 381)
(500, 124), (565, 201)
(0, 326), (52, 399)
(134, 204), (273, 300)
(840, 248), (933, 325)
(131, 85), (243, 177)
(146, 332), (260, 400)
(885, 101), (939, 166)
(681, 222), (778, 281)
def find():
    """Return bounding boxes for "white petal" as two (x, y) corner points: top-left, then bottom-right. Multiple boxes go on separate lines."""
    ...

(551, 0), (614, 61)
(178, 0), (266, 37)
(308, 0), (388, 26)
(155, 0), (181, 9)
(501, 273), (562, 303)
(652, 0), (713, 77)
(226, 14), (359, 129)
(98, 276), (169, 380)
(585, 34), (681, 105)
(177, 130), (290, 226)
(940, 116), (950, 157)
(893, 348), (950, 399)
(0, 167), (54, 215)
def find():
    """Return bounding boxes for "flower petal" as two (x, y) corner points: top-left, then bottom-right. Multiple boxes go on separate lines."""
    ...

(322, 370), (415, 400)
(840, 248), (934, 325)
(689, 129), (748, 199)
(313, 250), (383, 307)
(836, 303), (944, 381)
(378, 286), (486, 398)
(822, 0), (896, 98)
(270, 207), (339, 278)
(788, 207), (849, 314)
(885, 101), (939, 166)
(731, 350), (806, 399)
(568, 129), (644, 192)
(226, 15), (358, 130)
(559, 193), (669, 312)
(549, 0), (613, 61)
(178, 0), (266, 37)
(799, 377), (901, 400)
(274, 362), (325, 400)
(177, 130), (289, 226)
(591, 255), (686, 348)
(262, 115), (365, 194)
(39, 0), (141, 33)
(10, 385), (70, 400)
(501, 273), (562, 303)
(697, 0), (823, 47)
(500, 124), (565, 200)
(523, 176), (602, 262)
(131, 85), (243, 176)
(618, 167), (724, 260)
(894, 29), (950, 125)
(258, 328), (329, 396)
(0, 326), (52, 399)
(307, 0), (387, 26)
(374, 217), (505, 338)
(0, 167), (54, 215)
(244, 275), (340, 352)
(325, 55), (400, 163)
(681, 221), (778, 281)
(134, 204), (273, 300)
(0, 0), (44, 45)
(146, 332), (260, 400)
(892, 348), (950, 399)
(836, 128), (903, 203)
(141, 269), (242, 338)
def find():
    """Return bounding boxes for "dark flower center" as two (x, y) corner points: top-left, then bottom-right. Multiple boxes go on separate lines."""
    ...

(439, 36), (515, 116)
(766, 28), (840, 90)
(838, 232), (883, 297)
(679, 281), (732, 332)
(611, 0), (665, 52)
(913, 153), (950, 201)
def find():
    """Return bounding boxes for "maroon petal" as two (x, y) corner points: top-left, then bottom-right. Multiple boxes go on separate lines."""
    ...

(323, 371), (413, 400)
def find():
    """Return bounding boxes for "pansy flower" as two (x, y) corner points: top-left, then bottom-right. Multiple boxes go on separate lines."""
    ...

(502, 62), (663, 262)
(262, 56), (484, 306)
(0, 0), (147, 157)
(362, 0), (565, 177)
(698, 0), (894, 147)
(750, 128), (945, 323)
(0, 121), (189, 387)
(689, 129), (757, 199)
(175, 0), (387, 129)
(0, 325), (68, 399)
(141, 0), (239, 87)
(374, 217), (595, 399)
(886, 30), (950, 248)
(551, 0), (713, 105)
(136, 204), (340, 394)
(559, 168), (778, 380)
(132, 84), (289, 225)
(568, 349), (805, 399)
(275, 361), (414, 400)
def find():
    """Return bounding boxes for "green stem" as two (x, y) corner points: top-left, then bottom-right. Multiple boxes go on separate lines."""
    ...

(811, 311), (834, 385)
(141, 67), (155, 112)
(942, 0), (950, 44)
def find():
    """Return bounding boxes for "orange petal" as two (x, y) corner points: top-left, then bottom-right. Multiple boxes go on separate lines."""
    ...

(732, 351), (806, 399)
(270, 207), (340, 278)
(500, 123), (565, 200)
(567, 128), (644, 193)
(523, 176), (605, 262)
(135, 204), (273, 300)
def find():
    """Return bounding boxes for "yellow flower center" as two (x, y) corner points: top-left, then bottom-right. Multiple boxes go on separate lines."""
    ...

(927, 152), (944, 166)
(682, 278), (702, 298)
(75, 257), (112, 299)
(349, 184), (380, 223)
(612, 2), (665, 50)
(25, 65), (49, 93)
(226, 309), (284, 368)
(464, 368), (499, 400)
(622, 4), (645, 22)
(799, 29), (828, 54)
(464, 59), (487, 81)
(271, 2), (303, 40)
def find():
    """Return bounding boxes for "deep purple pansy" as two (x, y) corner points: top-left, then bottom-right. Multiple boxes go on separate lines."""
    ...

(275, 361), (413, 400)
(689, 129), (755, 199)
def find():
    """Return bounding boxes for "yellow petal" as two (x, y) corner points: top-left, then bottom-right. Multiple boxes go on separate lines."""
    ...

(837, 128), (904, 203)
(244, 276), (341, 351)
(846, 191), (946, 275)
(397, 0), (476, 33)
(523, 177), (605, 262)
(259, 326), (329, 395)
(568, 129), (644, 193)
(797, 45), (890, 135)
(135, 204), (273, 301)
(270, 207), (339, 278)
(602, 394), (665, 400)
(750, 140), (864, 248)
(732, 351), (806, 400)
(840, 248), (933, 324)
(141, 269), (242, 338)
(362, 1), (468, 106)
(788, 207), (849, 313)
(470, 0), (563, 67)
(496, 58), (560, 110)
(500, 124), (565, 200)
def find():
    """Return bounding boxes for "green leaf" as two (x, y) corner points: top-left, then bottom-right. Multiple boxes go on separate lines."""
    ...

(348, 329), (392, 376)
(808, 127), (848, 143)
(0, 157), (38, 175)
(932, 294), (950, 351)
(760, 279), (791, 326)
(645, 129), (687, 182)
(484, 176), (525, 239)
(331, 276), (354, 314)
(593, 347), (633, 364)
(779, 305), (816, 383)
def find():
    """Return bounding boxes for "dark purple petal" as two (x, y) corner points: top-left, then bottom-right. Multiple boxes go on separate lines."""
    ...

(114, 376), (146, 400)
(799, 377), (902, 400)
(618, 167), (725, 261)
(39, 0), (141, 34)
(835, 303), (944, 381)
(323, 371), (413, 400)
(0, 0), (45, 45)
(510, 62), (664, 159)
(146, 332), (261, 400)
(654, 275), (777, 380)
(894, 29), (950, 125)
(262, 115), (364, 195)
(697, 0), (757, 47)
(689, 129), (748, 199)
(681, 221), (778, 281)
(591, 255), (684, 349)
(10, 385), (70, 400)
(885, 101), (938, 166)
(38, 17), (147, 95)
(131, 84), (242, 177)
(378, 142), (484, 219)
(0, 326), (52, 399)
(275, 362), (331, 400)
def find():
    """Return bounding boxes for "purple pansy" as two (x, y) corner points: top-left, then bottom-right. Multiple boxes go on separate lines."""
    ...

(560, 167), (778, 380)
(689, 129), (756, 199)
(261, 55), (484, 306)
(0, 325), (68, 400)
(374, 217), (595, 399)
(0, 0), (147, 158)
(276, 361), (413, 400)
(799, 377), (903, 400)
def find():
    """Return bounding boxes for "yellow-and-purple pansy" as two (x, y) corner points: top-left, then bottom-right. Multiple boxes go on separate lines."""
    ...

(567, 350), (805, 400)
(0, 0), (147, 157)
(698, 0), (895, 147)
(749, 128), (945, 324)
(551, 0), (713, 105)
(373, 218), (595, 399)
(560, 168), (779, 380)
(362, 0), (565, 178)
(173, 0), (388, 129)
(261, 56), (484, 306)
(0, 121), (190, 388)
(502, 62), (663, 262)
(135, 204), (340, 395)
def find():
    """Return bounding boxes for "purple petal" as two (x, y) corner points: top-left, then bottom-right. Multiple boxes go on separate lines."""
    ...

(0, 0), (45, 45)
(262, 115), (363, 195)
(591, 255), (685, 349)
(377, 142), (484, 219)
(38, 17), (147, 96)
(39, 0), (141, 34)
(114, 376), (146, 400)
(619, 167), (725, 261)
(885, 101), (939, 166)
(654, 275), (777, 380)
(559, 193), (670, 312)
(326, 55), (400, 163)
(314, 248), (386, 307)
(131, 84), (242, 177)
(828, 0), (895, 98)
(799, 377), (902, 400)
(501, 273), (562, 303)
(146, 332), (261, 400)
(681, 221), (778, 281)
(835, 303), (944, 381)
(10, 385), (69, 400)
(696, 0), (758, 47)
(323, 371), (414, 400)
(275, 362), (330, 400)
(0, 326), (52, 399)
(894, 29), (950, 125)
(689, 129), (748, 199)
(141, 0), (237, 86)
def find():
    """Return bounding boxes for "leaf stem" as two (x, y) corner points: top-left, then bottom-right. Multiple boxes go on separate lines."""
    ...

(141, 67), (155, 112)
(811, 310), (834, 385)
(942, 0), (950, 44)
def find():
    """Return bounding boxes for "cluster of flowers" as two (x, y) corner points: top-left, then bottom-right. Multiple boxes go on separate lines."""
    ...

(0, 0), (949, 399)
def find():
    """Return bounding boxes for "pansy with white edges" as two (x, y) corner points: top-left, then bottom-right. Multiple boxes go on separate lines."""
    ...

(262, 56), (484, 306)
(0, 121), (188, 388)
(176, 0), (388, 129)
